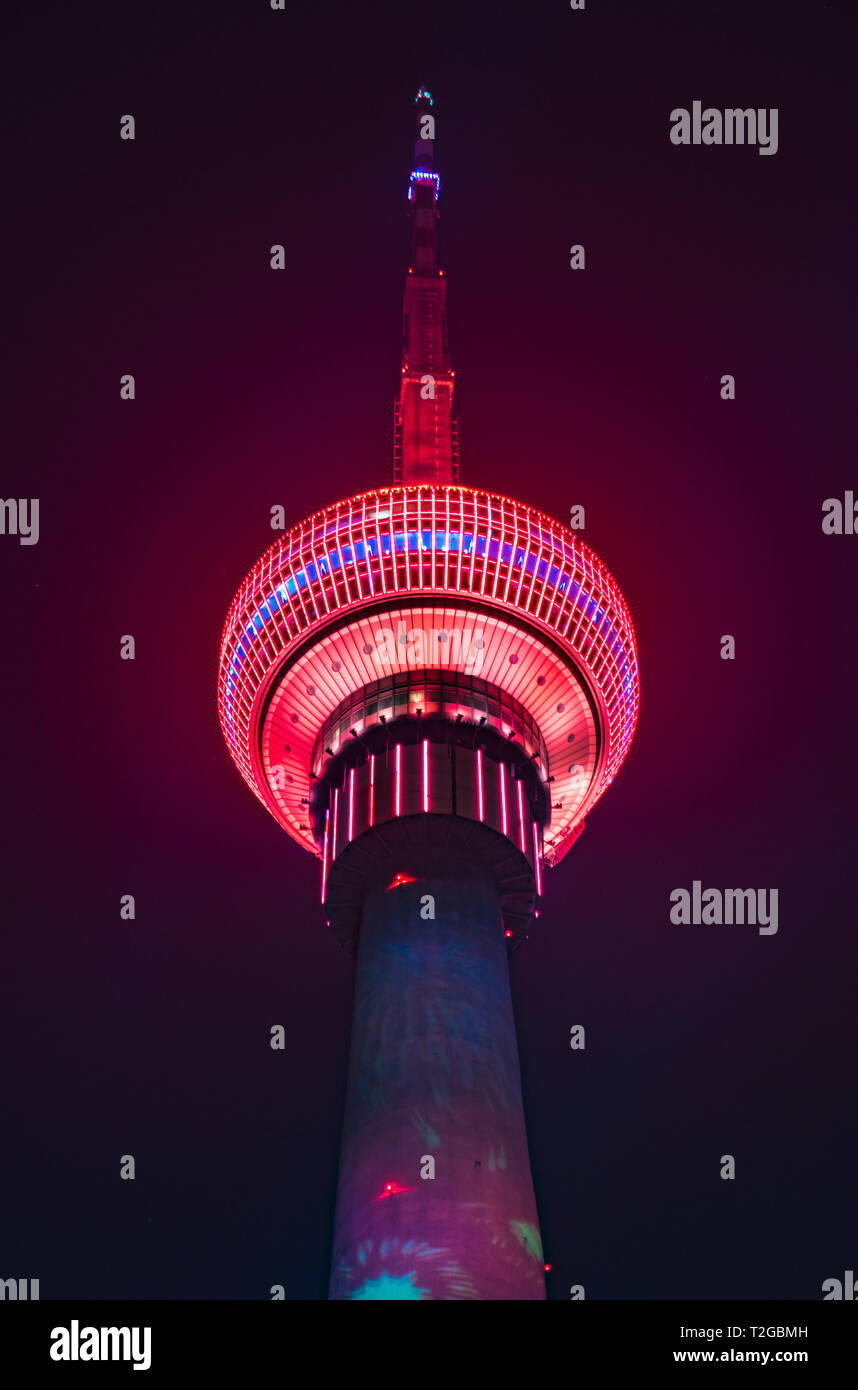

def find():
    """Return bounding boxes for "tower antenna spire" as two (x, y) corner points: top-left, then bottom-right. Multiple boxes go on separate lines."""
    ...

(393, 87), (459, 484)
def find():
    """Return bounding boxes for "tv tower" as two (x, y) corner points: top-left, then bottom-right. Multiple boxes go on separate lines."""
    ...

(218, 88), (640, 1300)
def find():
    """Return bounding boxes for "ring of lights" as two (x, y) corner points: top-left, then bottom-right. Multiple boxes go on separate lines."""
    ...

(218, 485), (640, 867)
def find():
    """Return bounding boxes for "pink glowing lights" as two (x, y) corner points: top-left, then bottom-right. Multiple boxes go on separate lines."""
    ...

(516, 780), (526, 854)
(218, 485), (640, 868)
(499, 762), (508, 836)
(320, 808), (330, 903)
(374, 1180), (412, 1200)
(533, 822), (543, 896)
(386, 873), (418, 891)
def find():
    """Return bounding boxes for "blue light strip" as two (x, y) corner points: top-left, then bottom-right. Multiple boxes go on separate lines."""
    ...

(223, 531), (636, 732)
(407, 170), (441, 202)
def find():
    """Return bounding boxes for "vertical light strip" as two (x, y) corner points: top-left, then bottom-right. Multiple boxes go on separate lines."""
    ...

(417, 488), (423, 588)
(514, 523), (531, 608)
(535, 520), (554, 617)
(533, 822), (542, 895)
(369, 754), (375, 826)
(361, 496), (374, 597)
(557, 546), (579, 639)
(480, 495), (491, 595)
(516, 780), (526, 853)
(431, 487), (437, 587)
(545, 528), (565, 628)
(389, 488), (399, 591)
(568, 579), (590, 650)
(348, 768), (355, 842)
(309, 531), (332, 615)
(346, 502), (359, 601)
(402, 488), (411, 591)
(332, 787), (339, 861)
(456, 490), (465, 590)
(443, 488), (451, 591)
(395, 743), (402, 817)
(468, 493), (478, 591)
(491, 501), (504, 600)
(476, 748), (484, 822)
(422, 738), (429, 812)
(336, 506), (352, 605)
(375, 499), (387, 594)
(499, 762), (508, 836)
(321, 808), (330, 903)
(503, 508), (518, 604)
(526, 527), (547, 615)
(290, 522), (312, 626)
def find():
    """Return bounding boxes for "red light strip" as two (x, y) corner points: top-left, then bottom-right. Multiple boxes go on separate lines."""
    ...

(309, 532), (332, 616)
(533, 822), (542, 895)
(499, 762), (508, 836)
(491, 501), (504, 601)
(400, 488), (411, 591)
(321, 808), (330, 903)
(524, 525), (543, 614)
(369, 753), (375, 826)
(476, 748), (484, 822)
(503, 506), (518, 604)
(422, 739), (429, 812)
(332, 787), (339, 860)
(468, 493), (478, 591)
(567, 573), (590, 649)
(276, 535), (302, 637)
(443, 489), (451, 591)
(389, 490), (399, 591)
(323, 511), (339, 609)
(514, 522), (531, 608)
(456, 490), (464, 590)
(417, 488), (423, 588)
(348, 768), (355, 841)
(361, 496), (374, 597)
(321, 517), (337, 614)
(337, 506), (353, 606)
(290, 523), (312, 627)
(480, 495), (491, 596)
(395, 743), (402, 817)
(374, 503), (387, 594)
(534, 520), (554, 616)
(346, 505), (359, 602)
(554, 543), (578, 637)
(517, 780), (526, 853)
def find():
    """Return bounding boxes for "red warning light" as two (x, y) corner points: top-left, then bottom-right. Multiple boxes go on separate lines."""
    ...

(386, 872), (419, 891)
(374, 1179), (412, 1200)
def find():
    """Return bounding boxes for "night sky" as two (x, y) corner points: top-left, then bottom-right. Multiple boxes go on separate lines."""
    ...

(3, 0), (856, 1300)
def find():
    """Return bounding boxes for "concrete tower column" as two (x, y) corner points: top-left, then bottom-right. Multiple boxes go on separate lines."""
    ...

(328, 849), (545, 1300)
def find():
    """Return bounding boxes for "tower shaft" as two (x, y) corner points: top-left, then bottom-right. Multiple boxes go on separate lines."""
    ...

(328, 850), (545, 1300)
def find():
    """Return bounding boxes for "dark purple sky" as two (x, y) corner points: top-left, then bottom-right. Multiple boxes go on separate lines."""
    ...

(2, 0), (856, 1299)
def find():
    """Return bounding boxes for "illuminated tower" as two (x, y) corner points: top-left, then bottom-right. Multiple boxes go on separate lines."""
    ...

(218, 88), (640, 1301)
